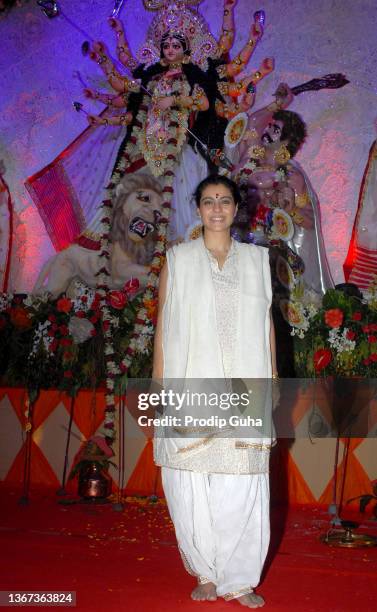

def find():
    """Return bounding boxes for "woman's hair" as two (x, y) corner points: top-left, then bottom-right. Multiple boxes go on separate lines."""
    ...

(160, 31), (190, 58)
(193, 175), (242, 207)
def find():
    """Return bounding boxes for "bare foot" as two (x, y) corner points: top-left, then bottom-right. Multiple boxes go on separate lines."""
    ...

(191, 582), (217, 602)
(236, 593), (265, 608)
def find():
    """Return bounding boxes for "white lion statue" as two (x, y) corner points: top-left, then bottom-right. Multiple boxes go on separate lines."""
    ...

(33, 173), (163, 297)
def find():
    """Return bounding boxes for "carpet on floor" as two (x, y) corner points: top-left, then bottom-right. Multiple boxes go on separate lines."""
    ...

(0, 485), (376, 612)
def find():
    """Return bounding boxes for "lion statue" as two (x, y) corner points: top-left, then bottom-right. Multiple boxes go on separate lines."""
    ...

(33, 173), (163, 297)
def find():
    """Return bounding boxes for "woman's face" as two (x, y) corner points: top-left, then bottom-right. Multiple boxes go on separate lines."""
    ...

(162, 37), (184, 63)
(198, 183), (237, 233)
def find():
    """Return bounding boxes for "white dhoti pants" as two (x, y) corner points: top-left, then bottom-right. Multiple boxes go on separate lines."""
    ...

(161, 467), (270, 600)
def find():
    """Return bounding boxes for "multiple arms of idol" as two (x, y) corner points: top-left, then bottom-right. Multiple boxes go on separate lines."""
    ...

(84, 1), (275, 127)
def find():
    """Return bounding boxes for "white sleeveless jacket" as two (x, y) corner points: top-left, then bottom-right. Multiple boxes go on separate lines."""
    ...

(154, 236), (273, 474)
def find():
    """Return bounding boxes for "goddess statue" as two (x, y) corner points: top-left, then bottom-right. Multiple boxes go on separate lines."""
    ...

(26, 2), (274, 262)
(83, 0), (273, 242)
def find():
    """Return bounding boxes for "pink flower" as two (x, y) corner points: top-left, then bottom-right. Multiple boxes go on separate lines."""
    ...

(108, 290), (127, 310)
(313, 348), (332, 372)
(124, 278), (140, 296)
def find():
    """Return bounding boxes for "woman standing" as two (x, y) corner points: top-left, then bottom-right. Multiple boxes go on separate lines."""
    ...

(153, 175), (277, 608)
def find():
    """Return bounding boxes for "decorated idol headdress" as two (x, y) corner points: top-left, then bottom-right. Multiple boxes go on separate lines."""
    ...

(137, 1), (218, 69)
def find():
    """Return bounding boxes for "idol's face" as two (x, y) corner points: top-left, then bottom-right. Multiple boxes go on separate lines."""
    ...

(162, 37), (184, 63)
(199, 184), (237, 232)
(261, 120), (284, 146)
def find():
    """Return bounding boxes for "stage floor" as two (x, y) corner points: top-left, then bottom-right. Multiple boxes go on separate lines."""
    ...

(0, 486), (376, 611)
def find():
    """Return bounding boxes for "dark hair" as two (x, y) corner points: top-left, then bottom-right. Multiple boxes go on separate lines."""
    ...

(160, 31), (190, 58)
(193, 175), (242, 208)
(273, 110), (307, 157)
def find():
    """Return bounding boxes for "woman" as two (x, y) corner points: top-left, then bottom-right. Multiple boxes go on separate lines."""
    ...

(153, 175), (277, 608)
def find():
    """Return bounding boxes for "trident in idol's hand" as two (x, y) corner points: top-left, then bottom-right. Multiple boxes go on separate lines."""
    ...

(111, 0), (126, 18)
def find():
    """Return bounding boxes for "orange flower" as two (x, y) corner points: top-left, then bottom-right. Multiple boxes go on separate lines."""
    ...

(10, 307), (32, 329)
(324, 308), (343, 328)
(56, 297), (73, 313)
(143, 299), (157, 318)
(144, 298), (157, 325)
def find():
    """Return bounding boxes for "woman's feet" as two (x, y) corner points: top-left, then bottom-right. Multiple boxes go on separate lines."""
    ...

(191, 582), (217, 601)
(190, 581), (265, 607)
(236, 592), (265, 608)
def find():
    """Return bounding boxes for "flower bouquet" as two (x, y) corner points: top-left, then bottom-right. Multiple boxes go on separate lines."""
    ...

(282, 285), (377, 377)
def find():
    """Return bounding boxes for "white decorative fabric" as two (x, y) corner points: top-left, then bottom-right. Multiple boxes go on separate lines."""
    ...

(153, 236), (273, 472)
(287, 160), (334, 294)
(347, 141), (377, 289)
(162, 467), (270, 598)
(168, 144), (208, 240)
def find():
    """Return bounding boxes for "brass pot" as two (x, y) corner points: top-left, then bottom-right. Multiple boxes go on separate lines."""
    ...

(78, 462), (111, 499)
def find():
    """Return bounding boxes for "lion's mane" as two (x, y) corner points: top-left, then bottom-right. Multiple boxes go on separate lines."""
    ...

(110, 173), (163, 265)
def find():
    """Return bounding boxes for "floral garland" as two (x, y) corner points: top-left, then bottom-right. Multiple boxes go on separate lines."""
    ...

(137, 78), (190, 177)
(94, 92), (186, 442)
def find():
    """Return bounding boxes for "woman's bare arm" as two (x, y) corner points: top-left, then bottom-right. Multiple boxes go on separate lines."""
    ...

(152, 263), (168, 381)
(270, 310), (278, 377)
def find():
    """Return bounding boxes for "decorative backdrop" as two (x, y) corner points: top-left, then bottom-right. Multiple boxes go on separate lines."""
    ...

(1, 387), (375, 506)
(0, 0), (377, 290)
